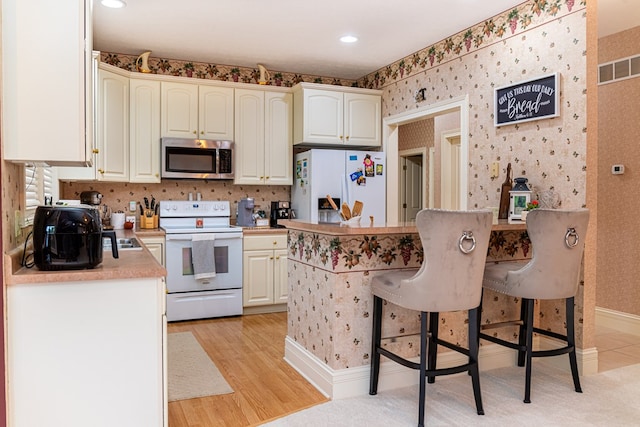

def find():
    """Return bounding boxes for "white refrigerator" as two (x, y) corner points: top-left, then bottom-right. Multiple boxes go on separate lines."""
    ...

(292, 149), (386, 226)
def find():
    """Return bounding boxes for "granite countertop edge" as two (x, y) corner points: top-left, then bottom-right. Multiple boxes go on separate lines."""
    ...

(5, 229), (166, 286)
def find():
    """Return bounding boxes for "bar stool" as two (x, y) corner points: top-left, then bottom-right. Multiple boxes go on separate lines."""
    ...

(369, 209), (493, 427)
(480, 208), (589, 404)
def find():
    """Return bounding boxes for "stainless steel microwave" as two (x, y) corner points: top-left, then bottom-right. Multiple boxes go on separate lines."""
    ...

(161, 138), (234, 179)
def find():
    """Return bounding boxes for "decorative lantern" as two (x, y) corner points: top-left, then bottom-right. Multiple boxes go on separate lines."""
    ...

(509, 177), (532, 222)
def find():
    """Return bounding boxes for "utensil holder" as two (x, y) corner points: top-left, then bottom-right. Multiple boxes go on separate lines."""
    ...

(140, 212), (158, 229)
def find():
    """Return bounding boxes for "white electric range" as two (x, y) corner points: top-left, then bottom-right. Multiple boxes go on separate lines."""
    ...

(160, 200), (243, 321)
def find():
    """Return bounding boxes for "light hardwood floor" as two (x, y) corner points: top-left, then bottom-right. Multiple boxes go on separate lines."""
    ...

(167, 312), (328, 426)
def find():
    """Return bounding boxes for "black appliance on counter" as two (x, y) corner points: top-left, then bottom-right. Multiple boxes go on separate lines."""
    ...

(80, 191), (103, 206)
(32, 205), (118, 270)
(270, 201), (291, 228)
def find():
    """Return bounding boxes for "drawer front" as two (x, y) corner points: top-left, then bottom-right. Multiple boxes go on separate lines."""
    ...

(243, 234), (287, 251)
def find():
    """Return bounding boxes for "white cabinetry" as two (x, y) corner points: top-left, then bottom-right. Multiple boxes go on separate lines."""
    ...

(130, 79), (161, 183)
(2, 0), (93, 165)
(7, 277), (166, 427)
(234, 89), (292, 185)
(161, 82), (234, 140)
(293, 83), (382, 147)
(96, 68), (130, 181)
(243, 234), (288, 313)
(139, 235), (165, 266)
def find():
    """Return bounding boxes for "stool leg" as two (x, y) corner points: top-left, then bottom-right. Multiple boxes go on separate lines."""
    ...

(427, 311), (439, 384)
(419, 312), (428, 427)
(523, 298), (535, 403)
(566, 297), (583, 393)
(517, 298), (528, 367)
(369, 295), (383, 395)
(468, 307), (485, 415)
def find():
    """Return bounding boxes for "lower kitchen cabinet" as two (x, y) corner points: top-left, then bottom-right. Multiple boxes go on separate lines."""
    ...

(139, 235), (166, 266)
(243, 233), (288, 314)
(7, 277), (167, 427)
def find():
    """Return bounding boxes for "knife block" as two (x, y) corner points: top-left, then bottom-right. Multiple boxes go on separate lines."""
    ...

(140, 212), (158, 229)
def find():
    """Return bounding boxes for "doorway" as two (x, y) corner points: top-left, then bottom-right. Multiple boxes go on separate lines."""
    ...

(384, 96), (469, 225)
(399, 150), (426, 222)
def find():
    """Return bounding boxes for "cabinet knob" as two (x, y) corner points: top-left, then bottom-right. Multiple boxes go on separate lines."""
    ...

(193, 130), (197, 135)
(273, 241), (277, 245)
(340, 135), (343, 139)
(270, 256), (274, 260)
(92, 148), (99, 154)
(98, 169), (104, 174)
(275, 256), (280, 260)
(155, 173), (159, 177)
(345, 136), (350, 141)
(200, 131), (204, 135)
(265, 176), (270, 180)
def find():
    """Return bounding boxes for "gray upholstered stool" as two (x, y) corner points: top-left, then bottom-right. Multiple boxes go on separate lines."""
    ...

(480, 208), (589, 404)
(369, 209), (493, 427)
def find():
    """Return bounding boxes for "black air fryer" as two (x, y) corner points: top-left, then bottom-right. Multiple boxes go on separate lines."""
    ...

(32, 206), (118, 270)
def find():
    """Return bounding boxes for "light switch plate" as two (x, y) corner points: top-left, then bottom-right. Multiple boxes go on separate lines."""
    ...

(491, 162), (500, 178)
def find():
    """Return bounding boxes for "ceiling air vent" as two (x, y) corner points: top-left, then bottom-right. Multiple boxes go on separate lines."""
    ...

(599, 54), (640, 85)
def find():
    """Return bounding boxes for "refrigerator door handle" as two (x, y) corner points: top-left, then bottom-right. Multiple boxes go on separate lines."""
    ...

(341, 174), (349, 209)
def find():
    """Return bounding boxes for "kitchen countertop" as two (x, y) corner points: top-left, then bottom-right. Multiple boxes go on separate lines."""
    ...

(281, 218), (527, 236)
(5, 229), (166, 285)
(238, 226), (288, 235)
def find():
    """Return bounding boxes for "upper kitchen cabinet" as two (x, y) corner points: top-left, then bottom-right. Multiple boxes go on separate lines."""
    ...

(234, 88), (293, 186)
(160, 82), (234, 140)
(130, 79), (161, 183)
(95, 68), (130, 182)
(293, 83), (382, 147)
(2, 0), (93, 165)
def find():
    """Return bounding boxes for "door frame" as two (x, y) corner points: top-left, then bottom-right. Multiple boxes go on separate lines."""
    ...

(440, 129), (461, 210)
(399, 148), (427, 221)
(383, 95), (469, 224)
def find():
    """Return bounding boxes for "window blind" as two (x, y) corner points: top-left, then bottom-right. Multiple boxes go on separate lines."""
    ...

(24, 163), (57, 226)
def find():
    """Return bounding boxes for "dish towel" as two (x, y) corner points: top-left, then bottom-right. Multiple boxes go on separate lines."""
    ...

(191, 234), (216, 280)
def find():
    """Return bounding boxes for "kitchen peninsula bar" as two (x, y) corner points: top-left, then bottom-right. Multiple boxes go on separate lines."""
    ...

(282, 219), (529, 398)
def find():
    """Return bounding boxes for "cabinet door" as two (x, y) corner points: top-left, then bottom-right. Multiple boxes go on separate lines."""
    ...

(96, 69), (129, 182)
(234, 89), (265, 185)
(145, 243), (165, 267)
(273, 248), (289, 304)
(344, 92), (381, 146)
(130, 79), (161, 183)
(2, 0), (92, 165)
(243, 249), (274, 307)
(161, 82), (198, 138)
(199, 86), (234, 140)
(265, 92), (293, 185)
(302, 89), (343, 144)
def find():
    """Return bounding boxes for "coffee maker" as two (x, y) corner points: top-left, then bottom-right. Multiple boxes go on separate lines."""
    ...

(270, 201), (291, 228)
(237, 197), (256, 227)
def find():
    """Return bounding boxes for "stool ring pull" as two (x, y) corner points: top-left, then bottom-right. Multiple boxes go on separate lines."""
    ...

(459, 231), (477, 254)
(565, 227), (579, 248)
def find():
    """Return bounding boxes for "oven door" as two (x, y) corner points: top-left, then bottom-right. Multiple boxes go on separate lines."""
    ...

(165, 232), (242, 292)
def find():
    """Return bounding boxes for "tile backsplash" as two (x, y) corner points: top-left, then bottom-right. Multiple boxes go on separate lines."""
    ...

(60, 180), (291, 223)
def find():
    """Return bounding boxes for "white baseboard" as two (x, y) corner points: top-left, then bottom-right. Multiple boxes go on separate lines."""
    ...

(596, 307), (640, 336)
(284, 336), (598, 399)
(285, 337), (516, 399)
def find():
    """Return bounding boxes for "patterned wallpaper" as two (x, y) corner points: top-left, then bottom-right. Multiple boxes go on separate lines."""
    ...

(596, 26), (640, 316)
(357, 1), (589, 343)
(60, 181), (291, 224)
(101, 52), (357, 88)
(398, 119), (434, 151)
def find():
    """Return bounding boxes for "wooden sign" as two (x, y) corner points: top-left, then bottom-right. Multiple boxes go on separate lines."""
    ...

(494, 73), (560, 126)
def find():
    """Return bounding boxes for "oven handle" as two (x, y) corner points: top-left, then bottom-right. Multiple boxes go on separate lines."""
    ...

(165, 233), (243, 241)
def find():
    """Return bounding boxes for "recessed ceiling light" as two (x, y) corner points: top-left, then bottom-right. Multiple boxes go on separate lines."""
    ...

(340, 35), (358, 43)
(101, 0), (127, 8)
